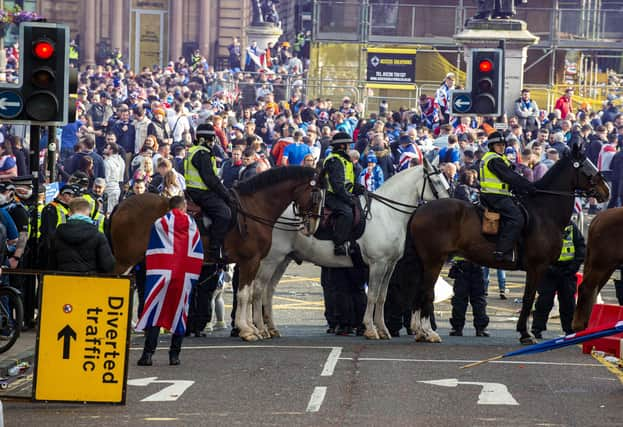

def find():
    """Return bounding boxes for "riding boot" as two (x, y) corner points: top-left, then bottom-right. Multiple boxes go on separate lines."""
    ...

(208, 241), (227, 262)
(334, 243), (348, 256)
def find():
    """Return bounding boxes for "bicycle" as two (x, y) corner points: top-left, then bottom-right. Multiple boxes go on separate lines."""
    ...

(0, 285), (23, 353)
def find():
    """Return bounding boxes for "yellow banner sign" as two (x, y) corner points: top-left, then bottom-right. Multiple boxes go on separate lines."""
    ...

(34, 275), (132, 403)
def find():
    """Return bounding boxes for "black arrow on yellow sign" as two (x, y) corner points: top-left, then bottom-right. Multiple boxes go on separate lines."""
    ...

(57, 324), (77, 359)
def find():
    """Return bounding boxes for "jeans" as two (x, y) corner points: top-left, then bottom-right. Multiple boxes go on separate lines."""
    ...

(483, 267), (506, 293)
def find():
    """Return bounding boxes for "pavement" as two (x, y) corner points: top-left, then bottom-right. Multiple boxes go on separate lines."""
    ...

(0, 262), (621, 426)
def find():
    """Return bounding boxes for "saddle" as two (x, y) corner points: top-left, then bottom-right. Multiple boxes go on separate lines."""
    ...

(477, 200), (529, 237)
(313, 197), (367, 242)
(184, 193), (239, 236)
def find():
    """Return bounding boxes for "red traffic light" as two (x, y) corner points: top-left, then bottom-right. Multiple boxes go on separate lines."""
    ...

(478, 59), (493, 73)
(33, 40), (55, 60)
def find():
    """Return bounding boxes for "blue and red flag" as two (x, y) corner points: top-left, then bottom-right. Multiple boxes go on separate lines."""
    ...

(136, 208), (204, 336)
(503, 320), (623, 358)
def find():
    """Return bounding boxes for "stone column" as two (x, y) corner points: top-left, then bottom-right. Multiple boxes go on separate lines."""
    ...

(199, 0), (211, 58)
(111, 0), (124, 53)
(170, 0), (183, 61)
(83, 0), (96, 66)
(454, 20), (539, 117)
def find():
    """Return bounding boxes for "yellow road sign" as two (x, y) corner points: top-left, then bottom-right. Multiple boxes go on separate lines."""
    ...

(34, 275), (132, 403)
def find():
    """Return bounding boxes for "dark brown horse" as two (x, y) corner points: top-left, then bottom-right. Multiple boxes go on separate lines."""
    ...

(573, 207), (623, 331)
(110, 166), (323, 341)
(399, 145), (610, 344)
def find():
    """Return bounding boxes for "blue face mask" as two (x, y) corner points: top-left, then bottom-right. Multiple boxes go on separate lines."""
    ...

(69, 214), (94, 224)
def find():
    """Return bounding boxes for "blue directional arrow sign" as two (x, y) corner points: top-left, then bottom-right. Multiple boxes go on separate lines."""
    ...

(0, 91), (23, 119)
(452, 93), (472, 114)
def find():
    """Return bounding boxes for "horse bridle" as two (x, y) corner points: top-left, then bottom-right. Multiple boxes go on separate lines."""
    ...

(367, 163), (446, 215)
(534, 157), (605, 199)
(291, 173), (324, 232)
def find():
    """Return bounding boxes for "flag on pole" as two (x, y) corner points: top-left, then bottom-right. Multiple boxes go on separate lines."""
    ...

(136, 209), (204, 336)
(463, 320), (623, 369)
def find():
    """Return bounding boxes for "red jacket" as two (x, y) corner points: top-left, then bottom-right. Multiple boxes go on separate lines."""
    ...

(554, 96), (573, 119)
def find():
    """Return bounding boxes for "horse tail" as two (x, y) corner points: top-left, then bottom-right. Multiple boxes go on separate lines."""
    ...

(105, 204), (119, 254)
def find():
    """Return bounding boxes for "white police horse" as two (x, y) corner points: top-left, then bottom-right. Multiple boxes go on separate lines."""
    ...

(245, 160), (450, 341)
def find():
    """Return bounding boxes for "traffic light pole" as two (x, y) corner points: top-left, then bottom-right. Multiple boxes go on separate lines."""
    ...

(30, 125), (40, 244)
(497, 40), (506, 127)
(47, 126), (56, 182)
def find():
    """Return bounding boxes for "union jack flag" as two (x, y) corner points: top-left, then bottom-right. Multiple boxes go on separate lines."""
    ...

(136, 208), (204, 336)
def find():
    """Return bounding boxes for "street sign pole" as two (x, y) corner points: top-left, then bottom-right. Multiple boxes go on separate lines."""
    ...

(47, 126), (57, 183)
(30, 125), (40, 246)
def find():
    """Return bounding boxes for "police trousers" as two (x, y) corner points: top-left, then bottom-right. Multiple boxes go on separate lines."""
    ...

(325, 193), (353, 246)
(449, 261), (489, 330)
(187, 189), (232, 245)
(482, 194), (524, 254)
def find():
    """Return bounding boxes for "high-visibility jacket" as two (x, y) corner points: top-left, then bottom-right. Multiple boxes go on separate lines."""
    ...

(69, 45), (79, 60)
(480, 151), (512, 196)
(185, 145), (217, 191)
(34, 203), (44, 238)
(82, 193), (105, 233)
(558, 225), (575, 262)
(323, 152), (354, 195)
(50, 201), (69, 228)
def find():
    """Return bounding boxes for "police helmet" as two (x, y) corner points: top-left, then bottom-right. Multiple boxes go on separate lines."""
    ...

(196, 123), (216, 146)
(68, 171), (90, 190)
(486, 131), (506, 149)
(0, 181), (15, 193)
(60, 184), (82, 196)
(330, 132), (352, 149)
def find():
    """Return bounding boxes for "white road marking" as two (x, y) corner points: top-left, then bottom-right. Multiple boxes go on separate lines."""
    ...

(340, 357), (601, 367)
(130, 345), (339, 351)
(128, 377), (195, 402)
(419, 378), (519, 405)
(306, 386), (327, 412)
(321, 347), (342, 376)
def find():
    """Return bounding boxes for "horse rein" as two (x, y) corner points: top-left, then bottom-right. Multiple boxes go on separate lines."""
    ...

(367, 165), (444, 215)
(532, 158), (605, 199)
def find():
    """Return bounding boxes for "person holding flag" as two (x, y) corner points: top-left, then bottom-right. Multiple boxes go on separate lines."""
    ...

(136, 196), (204, 366)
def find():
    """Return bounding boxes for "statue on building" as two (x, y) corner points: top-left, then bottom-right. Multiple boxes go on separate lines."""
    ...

(251, 0), (281, 27)
(472, 0), (527, 20)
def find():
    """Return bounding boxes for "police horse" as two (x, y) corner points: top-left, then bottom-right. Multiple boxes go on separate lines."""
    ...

(250, 160), (450, 341)
(110, 166), (323, 341)
(401, 145), (610, 344)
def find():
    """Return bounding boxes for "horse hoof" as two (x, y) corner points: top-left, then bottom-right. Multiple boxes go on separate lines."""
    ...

(260, 330), (271, 339)
(415, 333), (426, 342)
(364, 329), (379, 340)
(239, 332), (259, 342)
(520, 336), (537, 345)
(424, 332), (442, 343)
(269, 329), (281, 338)
(377, 328), (392, 340)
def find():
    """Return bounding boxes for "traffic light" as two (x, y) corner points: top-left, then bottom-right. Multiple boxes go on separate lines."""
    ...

(449, 48), (504, 117)
(470, 49), (503, 116)
(0, 22), (70, 126)
(21, 22), (69, 124)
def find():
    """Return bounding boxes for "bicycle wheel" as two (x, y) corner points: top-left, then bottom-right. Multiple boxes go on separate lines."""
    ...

(0, 287), (23, 354)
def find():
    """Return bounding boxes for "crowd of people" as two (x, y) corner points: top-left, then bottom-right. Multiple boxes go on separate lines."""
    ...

(0, 41), (623, 345)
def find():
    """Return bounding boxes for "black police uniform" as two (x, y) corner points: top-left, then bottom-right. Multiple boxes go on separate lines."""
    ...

(323, 149), (355, 254)
(532, 223), (586, 336)
(480, 145), (535, 260)
(448, 183), (489, 336)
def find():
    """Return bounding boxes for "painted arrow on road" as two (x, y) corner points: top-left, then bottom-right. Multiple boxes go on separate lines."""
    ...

(128, 377), (195, 402)
(418, 378), (519, 405)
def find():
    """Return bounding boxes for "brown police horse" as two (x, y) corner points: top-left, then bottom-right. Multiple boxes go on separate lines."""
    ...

(399, 144), (610, 344)
(573, 207), (623, 331)
(110, 166), (322, 341)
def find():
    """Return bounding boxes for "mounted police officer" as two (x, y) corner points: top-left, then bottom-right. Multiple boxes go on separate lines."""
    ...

(184, 122), (232, 261)
(323, 132), (359, 256)
(480, 131), (536, 262)
(532, 219), (585, 337)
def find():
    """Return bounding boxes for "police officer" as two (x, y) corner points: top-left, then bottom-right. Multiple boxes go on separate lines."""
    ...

(480, 131), (536, 262)
(448, 256), (490, 337)
(0, 180), (29, 270)
(68, 172), (105, 233)
(532, 220), (586, 337)
(184, 122), (232, 260)
(323, 132), (358, 256)
(40, 184), (80, 263)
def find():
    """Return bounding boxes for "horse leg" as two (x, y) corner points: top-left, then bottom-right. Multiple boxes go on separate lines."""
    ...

(263, 258), (291, 338)
(373, 261), (398, 340)
(517, 268), (544, 345)
(412, 265), (443, 343)
(363, 263), (386, 340)
(573, 265), (617, 331)
(246, 281), (261, 337)
(235, 283), (257, 342)
(251, 281), (267, 339)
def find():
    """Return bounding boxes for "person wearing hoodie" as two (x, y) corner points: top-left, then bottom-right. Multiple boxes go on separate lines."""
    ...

(370, 134), (395, 179)
(48, 197), (115, 273)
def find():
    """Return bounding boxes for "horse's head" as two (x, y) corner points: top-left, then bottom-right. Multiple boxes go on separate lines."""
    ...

(422, 157), (451, 200)
(292, 171), (324, 236)
(571, 143), (610, 203)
